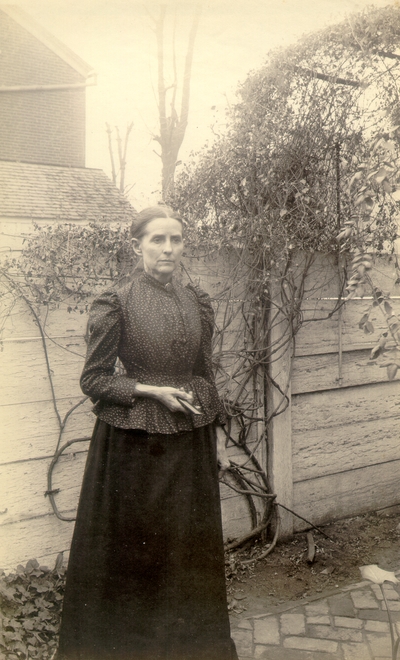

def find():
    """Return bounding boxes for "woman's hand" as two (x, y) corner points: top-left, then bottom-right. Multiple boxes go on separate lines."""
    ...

(134, 382), (194, 413)
(153, 386), (194, 413)
(216, 425), (231, 478)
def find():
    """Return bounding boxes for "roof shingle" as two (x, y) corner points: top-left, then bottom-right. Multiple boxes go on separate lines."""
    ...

(0, 161), (137, 223)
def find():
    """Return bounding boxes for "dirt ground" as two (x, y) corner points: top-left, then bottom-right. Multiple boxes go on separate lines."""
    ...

(226, 506), (400, 617)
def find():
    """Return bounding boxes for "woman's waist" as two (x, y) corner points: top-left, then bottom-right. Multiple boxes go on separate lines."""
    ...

(126, 369), (194, 388)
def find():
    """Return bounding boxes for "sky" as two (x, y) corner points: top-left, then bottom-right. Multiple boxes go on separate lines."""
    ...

(14, 0), (395, 207)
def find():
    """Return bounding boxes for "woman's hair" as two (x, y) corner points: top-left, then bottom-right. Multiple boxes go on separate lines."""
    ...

(130, 205), (183, 239)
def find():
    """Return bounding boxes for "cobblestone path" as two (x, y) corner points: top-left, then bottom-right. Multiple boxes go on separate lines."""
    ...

(230, 569), (400, 659)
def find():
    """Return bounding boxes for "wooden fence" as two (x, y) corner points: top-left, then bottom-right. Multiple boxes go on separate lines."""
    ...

(270, 253), (400, 536)
(1, 247), (399, 570)
(0, 251), (263, 570)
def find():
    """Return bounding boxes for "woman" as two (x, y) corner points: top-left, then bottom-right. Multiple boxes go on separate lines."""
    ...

(56, 206), (238, 660)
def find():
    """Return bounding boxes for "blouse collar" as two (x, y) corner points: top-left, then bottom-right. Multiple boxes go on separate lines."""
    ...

(141, 271), (175, 293)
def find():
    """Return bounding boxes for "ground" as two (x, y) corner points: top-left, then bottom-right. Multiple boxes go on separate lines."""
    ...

(1, 507), (399, 659)
(226, 506), (400, 617)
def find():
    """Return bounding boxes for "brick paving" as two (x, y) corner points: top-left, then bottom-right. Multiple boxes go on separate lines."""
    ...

(230, 569), (400, 659)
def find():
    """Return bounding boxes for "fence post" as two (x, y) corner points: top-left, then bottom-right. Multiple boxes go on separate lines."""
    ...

(267, 287), (294, 538)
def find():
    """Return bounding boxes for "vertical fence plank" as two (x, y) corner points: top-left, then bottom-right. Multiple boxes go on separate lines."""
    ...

(267, 287), (294, 538)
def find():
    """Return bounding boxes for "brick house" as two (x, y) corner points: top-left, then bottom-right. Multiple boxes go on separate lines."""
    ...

(0, 4), (93, 167)
(0, 4), (136, 231)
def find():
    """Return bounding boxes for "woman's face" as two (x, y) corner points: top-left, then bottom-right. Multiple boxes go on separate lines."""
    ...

(132, 217), (184, 283)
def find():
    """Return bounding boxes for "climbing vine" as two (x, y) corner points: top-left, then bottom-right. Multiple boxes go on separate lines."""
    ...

(168, 3), (400, 536)
(336, 132), (400, 381)
(2, 4), (400, 561)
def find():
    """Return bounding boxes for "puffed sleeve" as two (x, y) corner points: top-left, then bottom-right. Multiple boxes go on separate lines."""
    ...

(186, 284), (227, 426)
(80, 290), (137, 406)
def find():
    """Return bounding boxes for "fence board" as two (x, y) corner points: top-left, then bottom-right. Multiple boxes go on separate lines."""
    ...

(292, 380), (400, 432)
(220, 479), (262, 538)
(295, 302), (340, 356)
(360, 258), (400, 293)
(0, 399), (93, 464)
(283, 254), (400, 534)
(291, 348), (393, 394)
(0, 514), (75, 572)
(0, 452), (87, 526)
(341, 298), (400, 351)
(0, 299), (87, 341)
(293, 416), (400, 482)
(292, 253), (341, 298)
(293, 460), (400, 531)
(296, 298), (400, 356)
(295, 253), (400, 298)
(0, 338), (86, 405)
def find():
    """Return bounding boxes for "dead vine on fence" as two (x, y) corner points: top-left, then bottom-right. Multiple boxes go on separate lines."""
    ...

(2, 5), (400, 552)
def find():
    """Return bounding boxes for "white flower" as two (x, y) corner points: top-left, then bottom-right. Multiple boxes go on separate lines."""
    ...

(360, 565), (399, 585)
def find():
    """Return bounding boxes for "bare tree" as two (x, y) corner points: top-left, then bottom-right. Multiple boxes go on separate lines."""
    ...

(106, 122), (134, 195)
(151, 4), (201, 198)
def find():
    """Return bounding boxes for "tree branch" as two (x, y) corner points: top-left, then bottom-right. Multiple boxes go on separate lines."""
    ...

(293, 64), (367, 88)
(156, 5), (168, 140)
(120, 122), (134, 193)
(106, 123), (117, 186)
(178, 3), (202, 135)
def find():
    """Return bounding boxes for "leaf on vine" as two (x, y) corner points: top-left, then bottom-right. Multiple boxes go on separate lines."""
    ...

(375, 166), (389, 184)
(346, 288), (357, 300)
(337, 227), (352, 241)
(348, 171), (363, 189)
(354, 194), (367, 206)
(372, 288), (384, 306)
(384, 301), (392, 315)
(370, 333), (388, 359)
(358, 312), (369, 328)
(356, 264), (366, 277)
(363, 321), (374, 334)
(54, 552), (64, 572)
(387, 364), (398, 380)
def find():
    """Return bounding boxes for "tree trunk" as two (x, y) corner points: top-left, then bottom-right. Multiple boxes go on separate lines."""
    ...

(154, 4), (201, 199)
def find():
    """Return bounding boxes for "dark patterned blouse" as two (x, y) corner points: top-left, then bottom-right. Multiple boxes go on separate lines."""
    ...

(80, 272), (226, 433)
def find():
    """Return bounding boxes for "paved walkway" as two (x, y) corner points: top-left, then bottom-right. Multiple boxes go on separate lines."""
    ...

(230, 569), (400, 659)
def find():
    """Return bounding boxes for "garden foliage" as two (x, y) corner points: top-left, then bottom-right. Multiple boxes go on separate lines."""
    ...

(169, 4), (400, 382)
(0, 557), (65, 660)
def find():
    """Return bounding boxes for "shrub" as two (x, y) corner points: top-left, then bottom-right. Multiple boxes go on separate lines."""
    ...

(0, 556), (65, 660)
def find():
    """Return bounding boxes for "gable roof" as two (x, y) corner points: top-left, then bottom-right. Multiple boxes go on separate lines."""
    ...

(0, 5), (94, 78)
(0, 161), (137, 223)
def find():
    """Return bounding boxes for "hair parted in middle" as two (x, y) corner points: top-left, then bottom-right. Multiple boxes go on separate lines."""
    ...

(130, 205), (183, 240)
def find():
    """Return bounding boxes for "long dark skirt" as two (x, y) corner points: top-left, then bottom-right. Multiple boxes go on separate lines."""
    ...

(56, 421), (238, 660)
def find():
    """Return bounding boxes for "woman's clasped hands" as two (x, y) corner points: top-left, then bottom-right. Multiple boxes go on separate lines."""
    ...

(150, 385), (194, 413)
